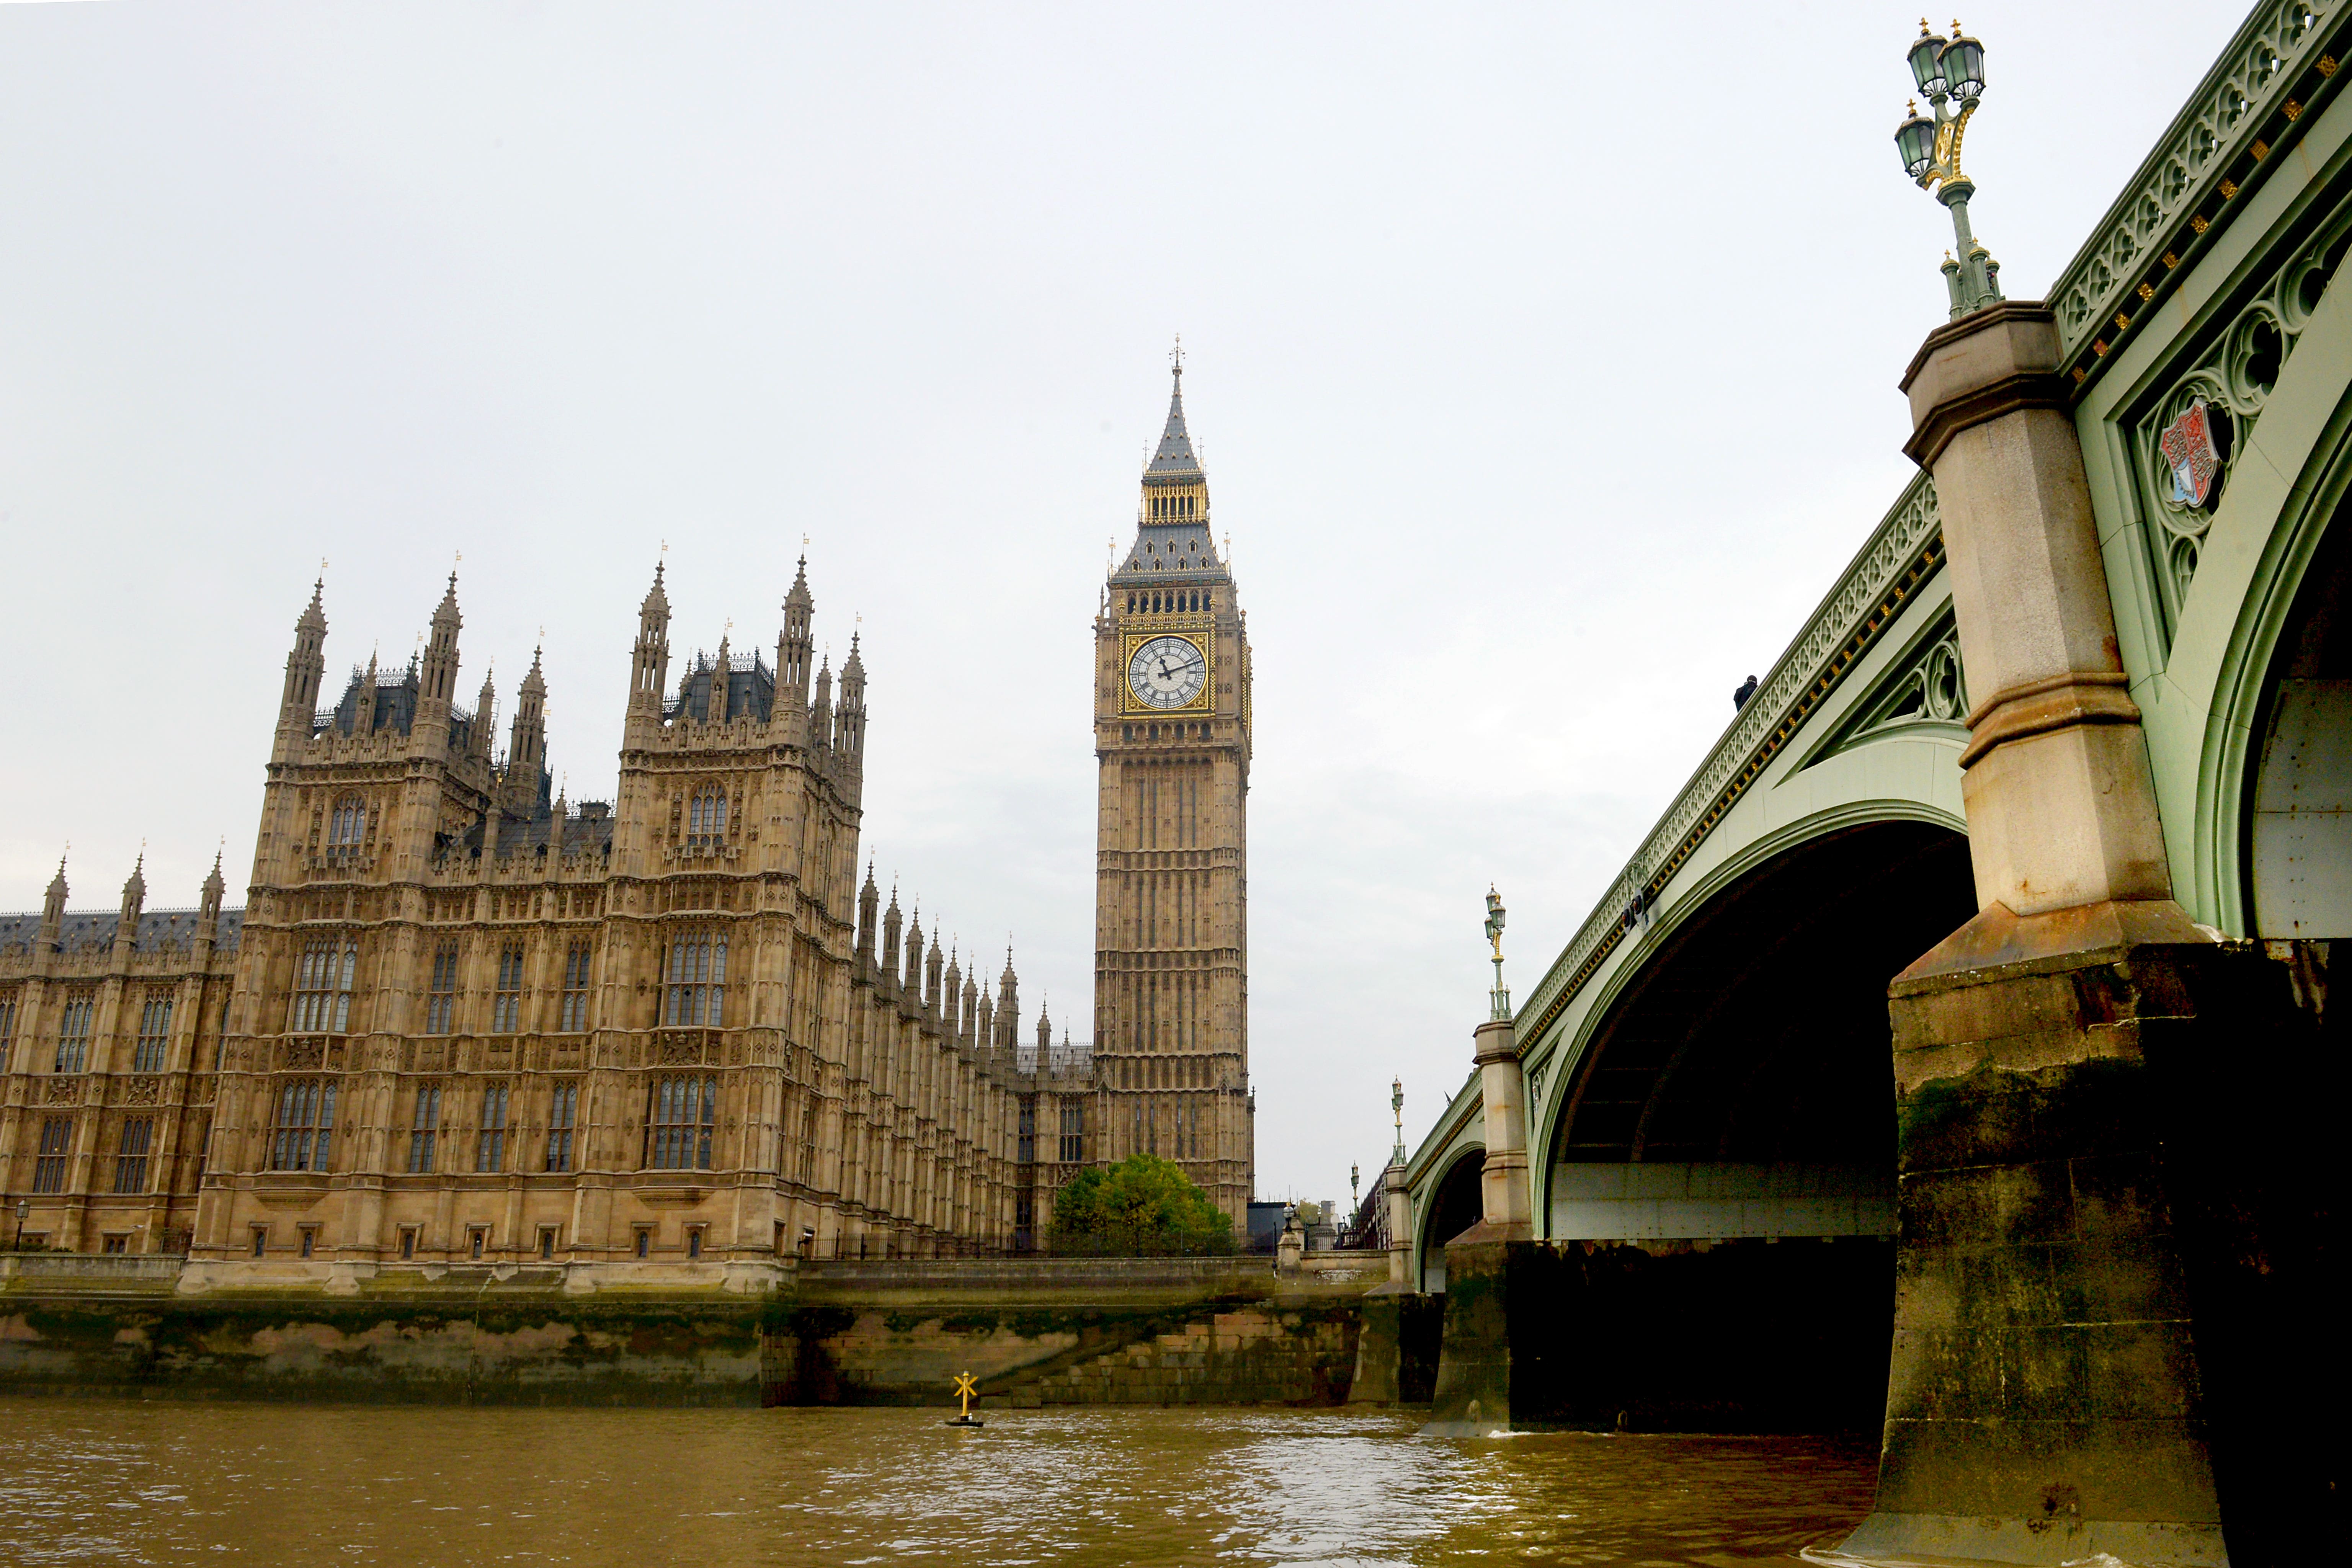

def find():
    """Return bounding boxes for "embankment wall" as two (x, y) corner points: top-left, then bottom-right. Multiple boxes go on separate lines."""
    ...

(0, 1254), (1385, 1408)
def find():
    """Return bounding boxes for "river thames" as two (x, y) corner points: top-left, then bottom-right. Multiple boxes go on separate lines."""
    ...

(0, 1398), (1875, 1565)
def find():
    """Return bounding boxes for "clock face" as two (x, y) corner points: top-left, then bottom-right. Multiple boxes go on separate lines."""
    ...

(1128, 634), (1207, 710)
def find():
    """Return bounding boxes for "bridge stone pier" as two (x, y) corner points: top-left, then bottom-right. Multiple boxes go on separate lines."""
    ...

(1843, 294), (2236, 1567)
(1393, 6), (2345, 1562)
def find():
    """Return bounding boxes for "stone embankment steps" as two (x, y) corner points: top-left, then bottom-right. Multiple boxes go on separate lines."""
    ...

(995, 1304), (1357, 1408)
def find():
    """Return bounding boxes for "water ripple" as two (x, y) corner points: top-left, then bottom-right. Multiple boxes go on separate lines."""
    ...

(0, 1398), (1873, 1566)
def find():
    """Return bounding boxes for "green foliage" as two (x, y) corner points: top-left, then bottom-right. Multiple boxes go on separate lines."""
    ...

(1046, 1155), (1236, 1257)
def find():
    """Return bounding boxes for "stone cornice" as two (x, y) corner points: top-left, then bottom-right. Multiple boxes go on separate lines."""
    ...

(1900, 303), (2070, 468)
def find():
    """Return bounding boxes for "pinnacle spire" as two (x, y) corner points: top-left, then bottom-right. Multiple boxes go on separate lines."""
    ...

(1146, 340), (1202, 478)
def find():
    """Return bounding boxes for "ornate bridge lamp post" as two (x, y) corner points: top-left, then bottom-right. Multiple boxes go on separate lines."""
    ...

(1483, 886), (1509, 1021)
(1893, 20), (2002, 318)
(1841, 15), (2238, 1560)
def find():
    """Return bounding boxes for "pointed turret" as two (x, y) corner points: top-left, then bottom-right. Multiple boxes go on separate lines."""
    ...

(835, 633), (867, 795)
(279, 580), (329, 738)
(41, 853), (67, 947)
(942, 946), (963, 1042)
(197, 846), (226, 949)
(629, 562), (672, 717)
(420, 573), (463, 716)
(119, 853), (147, 932)
(354, 650), (381, 735)
(961, 972), (981, 1050)
(810, 654), (835, 763)
(856, 858), (880, 967)
(501, 647), (547, 815)
(199, 847), (225, 926)
(473, 665), (500, 766)
(709, 632), (732, 724)
(996, 949), (1019, 1054)
(903, 907), (925, 1002)
(1036, 1000), (1051, 1056)
(880, 883), (904, 990)
(925, 930), (945, 1018)
(778, 555), (815, 717)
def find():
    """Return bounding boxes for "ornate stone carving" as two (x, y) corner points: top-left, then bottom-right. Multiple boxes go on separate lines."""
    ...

(279, 1038), (325, 1071)
(124, 1076), (162, 1105)
(44, 1076), (80, 1104)
(1810, 610), (1970, 762)
(2132, 204), (2349, 626)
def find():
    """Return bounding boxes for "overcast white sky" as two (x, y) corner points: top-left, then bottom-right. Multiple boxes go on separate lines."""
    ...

(0, 2), (2244, 1201)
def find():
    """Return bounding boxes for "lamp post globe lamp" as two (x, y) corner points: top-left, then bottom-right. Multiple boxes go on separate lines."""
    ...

(1907, 23), (1948, 98)
(1895, 103), (1937, 181)
(1941, 29), (1986, 102)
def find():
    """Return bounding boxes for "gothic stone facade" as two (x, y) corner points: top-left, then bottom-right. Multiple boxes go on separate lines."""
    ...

(1091, 362), (1256, 1223)
(0, 555), (1101, 1272)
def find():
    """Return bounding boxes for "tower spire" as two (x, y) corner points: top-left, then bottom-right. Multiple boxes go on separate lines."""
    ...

(1146, 340), (1202, 479)
(1118, 349), (1220, 581)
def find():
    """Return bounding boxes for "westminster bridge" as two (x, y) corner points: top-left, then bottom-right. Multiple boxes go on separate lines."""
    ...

(1380, 4), (2346, 1564)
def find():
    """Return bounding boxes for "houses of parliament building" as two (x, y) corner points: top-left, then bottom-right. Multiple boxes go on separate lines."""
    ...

(0, 363), (1255, 1276)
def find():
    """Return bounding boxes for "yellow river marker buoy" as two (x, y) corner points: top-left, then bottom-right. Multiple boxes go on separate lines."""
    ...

(946, 1371), (983, 1428)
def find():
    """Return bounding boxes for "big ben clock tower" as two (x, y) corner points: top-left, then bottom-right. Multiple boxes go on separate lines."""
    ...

(1093, 348), (1253, 1224)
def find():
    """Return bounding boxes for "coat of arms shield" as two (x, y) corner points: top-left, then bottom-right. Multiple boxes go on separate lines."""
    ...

(2158, 400), (2222, 508)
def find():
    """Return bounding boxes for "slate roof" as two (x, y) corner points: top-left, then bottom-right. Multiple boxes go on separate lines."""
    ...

(456, 802), (618, 862)
(1112, 523), (1225, 586)
(663, 651), (777, 724)
(0, 907), (245, 959)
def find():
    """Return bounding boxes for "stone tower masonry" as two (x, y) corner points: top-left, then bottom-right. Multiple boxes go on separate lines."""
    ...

(1091, 353), (1255, 1223)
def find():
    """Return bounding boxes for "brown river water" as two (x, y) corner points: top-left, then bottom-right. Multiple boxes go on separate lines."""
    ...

(0, 1398), (1877, 1566)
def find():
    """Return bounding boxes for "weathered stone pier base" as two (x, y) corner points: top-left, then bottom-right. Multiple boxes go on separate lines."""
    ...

(1833, 914), (2337, 1567)
(1345, 1282), (1439, 1406)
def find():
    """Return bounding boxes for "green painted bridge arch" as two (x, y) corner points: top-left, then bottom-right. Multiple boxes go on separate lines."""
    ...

(1394, 4), (2347, 1540)
(1403, 470), (1979, 1287)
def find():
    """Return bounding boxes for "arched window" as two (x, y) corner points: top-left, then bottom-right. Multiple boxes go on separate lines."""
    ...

(646, 1075), (717, 1170)
(270, 1078), (336, 1171)
(687, 785), (727, 851)
(290, 939), (358, 1034)
(327, 796), (367, 857)
(665, 931), (728, 1027)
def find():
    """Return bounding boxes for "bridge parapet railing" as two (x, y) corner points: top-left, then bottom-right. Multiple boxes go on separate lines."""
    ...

(2049, 0), (2349, 392)
(1512, 472), (1946, 1058)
